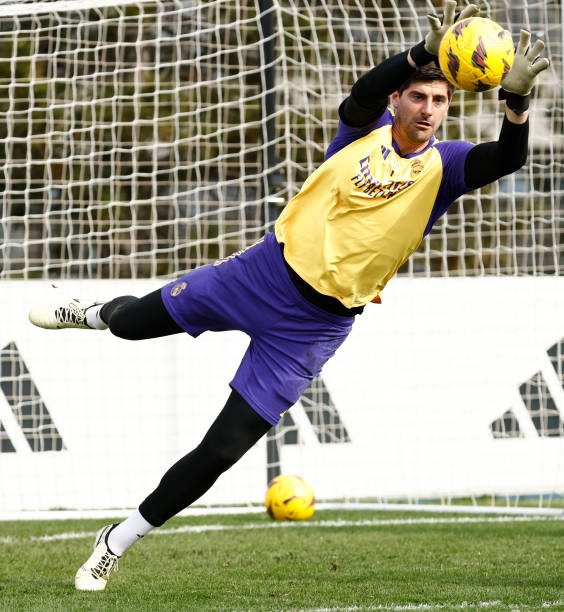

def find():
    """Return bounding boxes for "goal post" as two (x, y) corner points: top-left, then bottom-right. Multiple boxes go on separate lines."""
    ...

(0, 0), (562, 515)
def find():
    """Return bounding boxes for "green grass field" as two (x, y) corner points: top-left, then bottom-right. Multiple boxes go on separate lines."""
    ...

(1, 509), (563, 611)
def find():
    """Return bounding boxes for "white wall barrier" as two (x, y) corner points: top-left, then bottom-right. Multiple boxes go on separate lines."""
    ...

(1, 277), (563, 512)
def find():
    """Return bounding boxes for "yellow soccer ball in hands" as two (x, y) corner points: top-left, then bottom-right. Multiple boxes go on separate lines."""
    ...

(438, 17), (514, 92)
(265, 474), (316, 521)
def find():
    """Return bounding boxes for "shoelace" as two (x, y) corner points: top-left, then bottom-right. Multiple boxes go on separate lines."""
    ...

(91, 552), (119, 579)
(55, 302), (85, 325)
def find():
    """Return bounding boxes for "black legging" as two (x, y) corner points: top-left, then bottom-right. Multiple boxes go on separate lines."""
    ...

(101, 289), (183, 340)
(100, 290), (272, 527)
(140, 389), (271, 526)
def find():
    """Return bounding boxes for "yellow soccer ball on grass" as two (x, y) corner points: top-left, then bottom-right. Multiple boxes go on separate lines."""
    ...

(265, 474), (315, 521)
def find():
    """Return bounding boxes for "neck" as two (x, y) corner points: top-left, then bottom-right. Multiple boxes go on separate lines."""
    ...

(391, 123), (431, 156)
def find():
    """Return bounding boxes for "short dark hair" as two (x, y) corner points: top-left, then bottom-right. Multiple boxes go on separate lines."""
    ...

(397, 62), (455, 100)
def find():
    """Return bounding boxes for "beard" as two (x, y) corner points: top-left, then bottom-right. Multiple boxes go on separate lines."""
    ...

(406, 119), (434, 142)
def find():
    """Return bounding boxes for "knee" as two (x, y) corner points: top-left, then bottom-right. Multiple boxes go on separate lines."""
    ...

(197, 438), (242, 474)
(109, 313), (145, 340)
(104, 296), (144, 340)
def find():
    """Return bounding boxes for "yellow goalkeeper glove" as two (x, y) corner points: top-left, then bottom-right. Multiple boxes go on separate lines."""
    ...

(424, 0), (480, 57)
(501, 29), (550, 96)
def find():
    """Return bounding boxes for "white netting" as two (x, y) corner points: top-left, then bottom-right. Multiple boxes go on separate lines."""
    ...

(0, 0), (561, 280)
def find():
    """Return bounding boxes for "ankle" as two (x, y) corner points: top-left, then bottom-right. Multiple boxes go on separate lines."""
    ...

(85, 304), (108, 330)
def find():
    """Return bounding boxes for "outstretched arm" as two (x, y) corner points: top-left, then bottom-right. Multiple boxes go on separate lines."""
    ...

(465, 30), (550, 189)
(464, 116), (529, 190)
(342, 0), (478, 127)
(341, 50), (418, 127)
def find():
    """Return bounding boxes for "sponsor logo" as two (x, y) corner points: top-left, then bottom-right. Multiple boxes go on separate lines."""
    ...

(350, 155), (414, 200)
(267, 375), (351, 481)
(490, 337), (564, 438)
(0, 342), (65, 453)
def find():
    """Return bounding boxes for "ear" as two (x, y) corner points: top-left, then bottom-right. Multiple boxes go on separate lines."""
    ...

(391, 90), (400, 110)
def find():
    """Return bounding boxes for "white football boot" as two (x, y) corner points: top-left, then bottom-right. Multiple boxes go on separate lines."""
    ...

(29, 294), (103, 330)
(75, 525), (120, 591)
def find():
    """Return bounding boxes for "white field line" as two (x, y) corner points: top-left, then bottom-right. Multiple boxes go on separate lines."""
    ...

(277, 602), (564, 612)
(2, 502), (563, 521)
(1, 514), (563, 545)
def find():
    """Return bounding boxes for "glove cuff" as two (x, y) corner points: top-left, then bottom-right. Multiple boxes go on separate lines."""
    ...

(410, 40), (437, 67)
(499, 89), (530, 115)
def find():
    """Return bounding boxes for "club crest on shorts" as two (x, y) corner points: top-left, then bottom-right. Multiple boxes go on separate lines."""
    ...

(170, 282), (187, 297)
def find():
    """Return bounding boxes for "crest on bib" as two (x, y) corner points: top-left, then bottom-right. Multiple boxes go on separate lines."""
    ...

(410, 159), (424, 177)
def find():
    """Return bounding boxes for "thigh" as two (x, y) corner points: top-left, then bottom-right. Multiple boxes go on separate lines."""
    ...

(160, 264), (237, 337)
(161, 240), (283, 338)
(230, 314), (353, 426)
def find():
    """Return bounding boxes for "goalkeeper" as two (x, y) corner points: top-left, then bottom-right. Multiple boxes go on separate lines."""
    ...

(28, 0), (549, 591)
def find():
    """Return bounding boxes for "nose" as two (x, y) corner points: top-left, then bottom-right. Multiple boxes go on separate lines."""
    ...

(421, 98), (433, 116)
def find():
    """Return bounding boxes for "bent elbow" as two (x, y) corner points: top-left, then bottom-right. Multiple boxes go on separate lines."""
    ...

(502, 148), (528, 177)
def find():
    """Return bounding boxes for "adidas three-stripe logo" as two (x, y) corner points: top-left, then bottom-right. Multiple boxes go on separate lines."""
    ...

(0, 341), (65, 453)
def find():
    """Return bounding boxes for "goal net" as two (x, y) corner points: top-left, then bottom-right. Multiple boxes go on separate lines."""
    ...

(1, 0), (562, 515)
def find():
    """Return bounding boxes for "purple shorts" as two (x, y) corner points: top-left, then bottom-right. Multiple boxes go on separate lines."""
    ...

(161, 232), (354, 425)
